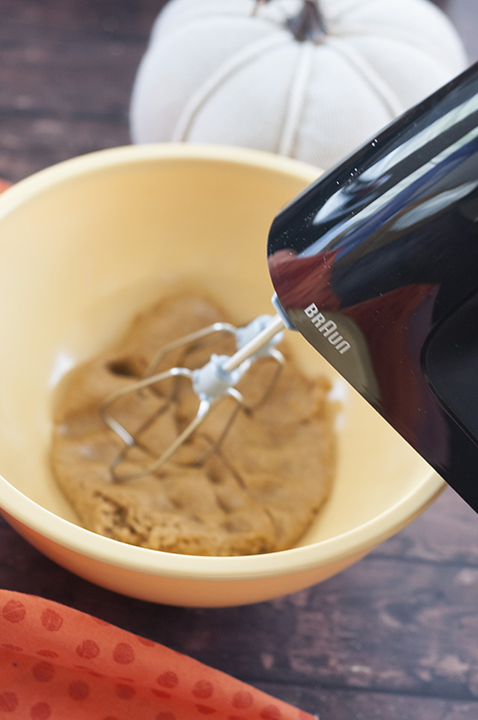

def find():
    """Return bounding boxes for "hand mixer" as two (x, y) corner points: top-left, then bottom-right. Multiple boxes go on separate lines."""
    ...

(103, 60), (478, 515)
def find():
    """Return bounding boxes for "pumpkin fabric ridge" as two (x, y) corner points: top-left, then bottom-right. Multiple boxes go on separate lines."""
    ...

(130, 0), (467, 169)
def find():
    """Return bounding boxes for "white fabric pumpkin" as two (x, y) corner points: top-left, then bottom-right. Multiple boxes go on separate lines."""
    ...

(130, 0), (467, 169)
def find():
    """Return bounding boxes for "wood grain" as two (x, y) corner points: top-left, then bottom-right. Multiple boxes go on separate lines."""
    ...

(0, 0), (166, 181)
(0, 2), (477, 719)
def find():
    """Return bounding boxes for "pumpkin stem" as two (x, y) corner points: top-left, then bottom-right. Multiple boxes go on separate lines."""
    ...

(254, 0), (327, 42)
(287, 0), (327, 43)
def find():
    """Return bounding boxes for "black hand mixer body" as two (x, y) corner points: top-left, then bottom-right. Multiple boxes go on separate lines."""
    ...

(268, 61), (478, 512)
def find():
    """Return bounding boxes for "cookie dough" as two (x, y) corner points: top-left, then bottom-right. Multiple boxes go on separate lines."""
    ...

(51, 294), (335, 556)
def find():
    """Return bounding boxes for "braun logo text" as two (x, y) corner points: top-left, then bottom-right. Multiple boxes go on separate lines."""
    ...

(304, 303), (351, 354)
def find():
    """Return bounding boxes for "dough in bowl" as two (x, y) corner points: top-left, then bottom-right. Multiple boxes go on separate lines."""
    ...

(51, 294), (336, 556)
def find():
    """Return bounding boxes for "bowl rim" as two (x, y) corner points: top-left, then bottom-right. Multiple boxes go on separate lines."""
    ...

(0, 471), (444, 580)
(0, 143), (447, 581)
(0, 142), (323, 221)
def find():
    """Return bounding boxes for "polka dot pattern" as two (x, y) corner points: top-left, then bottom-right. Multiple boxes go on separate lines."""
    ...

(68, 680), (90, 701)
(196, 704), (216, 715)
(76, 639), (100, 659)
(1, 644), (22, 652)
(30, 702), (51, 720)
(41, 609), (63, 632)
(2, 600), (26, 624)
(138, 637), (155, 647)
(193, 680), (214, 699)
(0, 589), (313, 720)
(32, 661), (55, 682)
(0, 692), (18, 712)
(113, 642), (134, 664)
(157, 670), (178, 688)
(260, 706), (282, 720)
(36, 650), (58, 658)
(115, 683), (136, 699)
(233, 691), (253, 709)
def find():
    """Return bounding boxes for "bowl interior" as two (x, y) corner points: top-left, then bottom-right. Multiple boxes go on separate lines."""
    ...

(0, 145), (435, 557)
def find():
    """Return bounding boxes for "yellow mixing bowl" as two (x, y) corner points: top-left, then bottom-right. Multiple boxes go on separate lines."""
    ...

(0, 144), (444, 607)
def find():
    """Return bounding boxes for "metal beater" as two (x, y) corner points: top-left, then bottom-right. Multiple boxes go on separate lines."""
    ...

(100, 313), (286, 482)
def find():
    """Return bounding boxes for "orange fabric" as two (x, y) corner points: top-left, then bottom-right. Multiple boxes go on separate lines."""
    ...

(0, 179), (12, 194)
(0, 590), (314, 720)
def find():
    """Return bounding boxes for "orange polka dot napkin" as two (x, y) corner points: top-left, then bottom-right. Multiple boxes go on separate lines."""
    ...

(0, 590), (315, 720)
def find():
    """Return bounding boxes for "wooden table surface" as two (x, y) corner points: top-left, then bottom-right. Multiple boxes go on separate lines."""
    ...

(1, 2), (478, 719)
